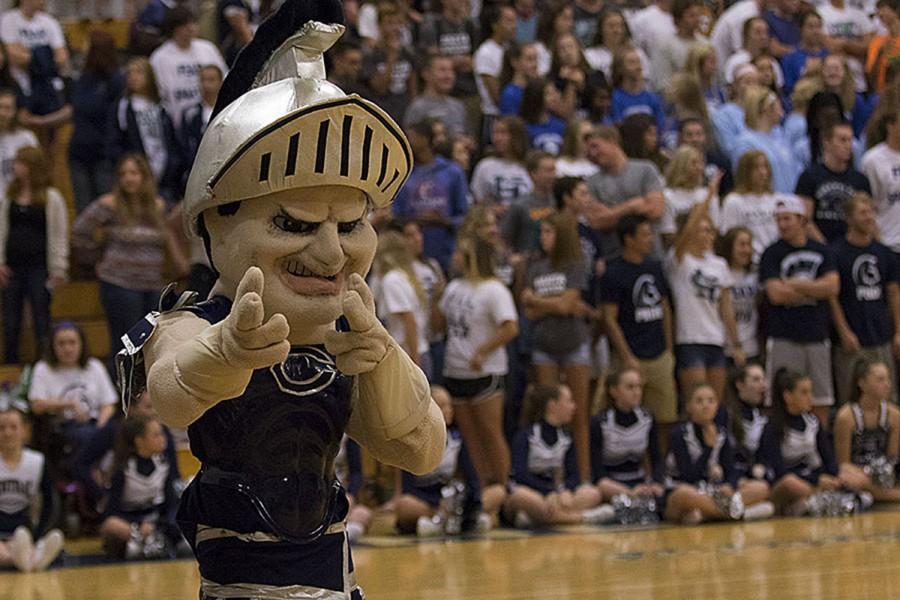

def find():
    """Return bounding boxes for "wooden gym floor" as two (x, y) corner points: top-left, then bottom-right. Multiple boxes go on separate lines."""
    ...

(4, 510), (900, 599)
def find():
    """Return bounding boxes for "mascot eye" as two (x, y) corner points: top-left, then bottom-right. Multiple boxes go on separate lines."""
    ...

(273, 213), (318, 234)
(337, 219), (362, 234)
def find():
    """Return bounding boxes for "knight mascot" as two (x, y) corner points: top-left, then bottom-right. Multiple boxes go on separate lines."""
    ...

(116, 1), (446, 597)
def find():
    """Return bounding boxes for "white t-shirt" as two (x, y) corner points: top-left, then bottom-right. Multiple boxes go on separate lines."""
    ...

(729, 267), (760, 357)
(555, 157), (600, 179)
(862, 143), (900, 252)
(413, 258), (444, 343)
(439, 278), (518, 378)
(28, 358), (118, 421)
(149, 39), (227, 130)
(660, 187), (719, 235)
(0, 9), (65, 95)
(470, 157), (533, 206)
(0, 128), (37, 193)
(474, 39), (505, 116)
(627, 5), (676, 60)
(535, 41), (552, 77)
(709, 0), (759, 71)
(584, 45), (651, 82)
(718, 192), (781, 262)
(129, 95), (167, 181)
(376, 269), (430, 356)
(818, 3), (875, 91)
(666, 250), (733, 346)
(723, 50), (785, 87)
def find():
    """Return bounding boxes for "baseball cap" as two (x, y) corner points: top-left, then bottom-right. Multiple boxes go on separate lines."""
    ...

(774, 195), (807, 216)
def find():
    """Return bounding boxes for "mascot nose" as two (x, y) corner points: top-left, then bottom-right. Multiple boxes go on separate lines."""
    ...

(309, 223), (344, 268)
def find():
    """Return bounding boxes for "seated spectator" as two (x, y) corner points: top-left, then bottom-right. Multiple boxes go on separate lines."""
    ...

(796, 121), (871, 243)
(683, 43), (727, 109)
(533, 1), (574, 76)
(833, 360), (900, 503)
(678, 117), (733, 195)
(470, 116), (533, 210)
(719, 150), (780, 262)
(69, 31), (123, 214)
(620, 113), (668, 173)
(499, 42), (540, 116)
(651, 0), (707, 92)
(362, 2), (419, 122)
(393, 120), (469, 273)
(417, 0), (480, 98)
(782, 12), (828, 95)
(502, 150), (556, 254)
(0, 87), (37, 198)
(865, 0), (900, 93)
(217, 0), (266, 66)
(611, 47), (665, 134)
(585, 9), (650, 83)
(862, 103), (900, 255)
(716, 227), (761, 363)
(583, 125), (665, 258)
(0, 145), (67, 364)
(108, 58), (183, 204)
(475, 4), (518, 140)
(828, 193), (899, 405)
(711, 63), (760, 157)
(723, 16), (783, 88)
(72, 154), (189, 363)
(0, 406), (64, 572)
(660, 145), (720, 248)
(555, 119), (599, 178)
(729, 86), (801, 193)
(326, 40), (369, 97)
(99, 415), (182, 559)
(519, 79), (566, 154)
(762, 0), (802, 59)
(404, 55), (470, 136)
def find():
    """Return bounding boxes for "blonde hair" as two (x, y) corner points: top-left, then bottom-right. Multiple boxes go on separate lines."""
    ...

(684, 43), (717, 82)
(667, 73), (711, 124)
(665, 145), (704, 189)
(375, 230), (425, 303)
(6, 146), (50, 206)
(733, 150), (772, 194)
(820, 54), (856, 113)
(790, 77), (823, 113)
(743, 85), (778, 129)
(456, 234), (496, 281)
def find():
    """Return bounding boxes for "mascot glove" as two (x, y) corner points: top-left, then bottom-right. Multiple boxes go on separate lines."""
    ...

(174, 266), (291, 404)
(324, 273), (392, 375)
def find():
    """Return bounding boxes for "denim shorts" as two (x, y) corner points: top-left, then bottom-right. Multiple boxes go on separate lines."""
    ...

(532, 341), (592, 368)
(675, 344), (727, 369)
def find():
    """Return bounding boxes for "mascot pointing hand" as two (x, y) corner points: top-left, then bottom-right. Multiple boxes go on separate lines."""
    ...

(116, 1), (446, 597)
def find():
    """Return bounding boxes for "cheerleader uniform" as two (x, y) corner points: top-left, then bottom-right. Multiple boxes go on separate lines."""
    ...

(0, 448), (53, 539)
(589, 407), (663, 487)
(402, 426), (478, 508)
(105, 450), (179, 542)
(665, 422), (739, 490)
(732, 402), (769, 479)
(757, 412), (838, 485)
(849, 401), (891, 468)
(510, 421), (579, 495)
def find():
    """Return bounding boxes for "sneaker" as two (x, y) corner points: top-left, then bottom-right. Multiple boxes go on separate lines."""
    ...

(857, 491), (875, 512)
(514, 510), (534, 529)
(727, 492), (745, 520)
(30, 529), (64, 571)
(141, 531), (169, 559)
(346, 521), (365, 544)
(125, 524), (143, 560)
(682, 508), (703, 525)
(8, 526), (34, 572)
(416, 516), (443, 537)
(475, 512), (492, 533)
(743, 501), (775, 521)
(582, 504), (616, 525)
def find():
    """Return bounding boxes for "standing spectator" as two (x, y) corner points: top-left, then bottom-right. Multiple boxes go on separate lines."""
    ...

(549, 32), (603, 120)
(820, 55), (871, 138)
(861, 105), (900, 255)
(730, 86), (801, 193)
(711, 63), (760, 157)
(474, 4), (518, 141)
(717, 227), (761, 363)
(719, 150), (781, 263)
(69, 31), (123, 215)
(829, 193), (900, 405)
(362, 2), (418, 122)
(683, 44), (727, 108)
(796, 121), (871, 243)
(437, 235), (519, 516)
(556, 119), (599, 178)
(585, 10), (650, 83)
(781, 12), (828, 95)
(217, 0), (266, 66)
(554, 177), (605, 290)
(519, 79), (566, 154)
(393, 120), (469, 273)
(522, 213), (593, 481)
(514, 0), (537, 43)
(72, 154), (188, 362)
(498, 42), (540, 116)
(610, 47), (665, 134)
(818, 0), (876, 93)
(661, 73), (711, 150)
(630, 0), (676, 61)
(710, 0), (764, 68)
(660, 145), (720, 248)
(783, 78), (822, 152)
(502, 150), (556, 254)
(723, 17), (783, 88)
(404, 55), (470, 136)
(600, 214), (678, 430)
(759, 195), (839, 422)
(149, 6), (227, 134)
(573, 0), (605, 47)
(762, 0), (803, 58)
(0, 88), (37, 197)
(533, 0), (574, 76)
(667, 184), (742, 402)
(327, 41), (369, 97)
(417, 0), (480, 98)
(127, 0), (189, 56)
(865, 0), (900, 93)
(678, 117), (733, 196)
(0, 146), (67, 364)
(583, 125), (665, 259)
(179, 64), (223, 180)
(470, 116), (533, 209)
(651, 0), (706, 91)
(108, 58), (182, 205)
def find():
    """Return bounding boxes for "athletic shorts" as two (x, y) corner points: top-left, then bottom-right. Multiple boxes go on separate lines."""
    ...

(766, 338), (834, 407)
(444, 374), (506, 404)
(532, 341), (592, 367)
(675, 344), (727, 369)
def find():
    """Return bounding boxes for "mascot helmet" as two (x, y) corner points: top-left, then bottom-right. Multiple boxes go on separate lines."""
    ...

(183, 0), (413, 236)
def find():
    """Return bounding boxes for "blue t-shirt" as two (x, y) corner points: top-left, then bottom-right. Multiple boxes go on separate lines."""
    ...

(829, 237), (899, 347)
(599, 256), (670, 359)
(526, 116), (566, 154)
(611, 88), (665, 134)
(763, 10), (800, 48)
(782, 48), (828, 94)
(730, 128), (802, 193)
(759, 238), (836, 342)
(500, 83), (524, 115)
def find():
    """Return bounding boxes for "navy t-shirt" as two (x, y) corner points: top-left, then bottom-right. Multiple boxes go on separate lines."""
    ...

(795, 163), (871, 243)
(759, 238), (836, 342)
(830, 237), (898, 347)
(599, 256), (670, 359)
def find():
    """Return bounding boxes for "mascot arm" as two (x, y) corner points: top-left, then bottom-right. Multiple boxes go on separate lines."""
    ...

(145, 267), (291, 428)
(327, 274), (446, 475)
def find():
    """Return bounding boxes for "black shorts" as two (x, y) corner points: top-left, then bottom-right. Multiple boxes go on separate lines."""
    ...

(443, 374), (505, 404)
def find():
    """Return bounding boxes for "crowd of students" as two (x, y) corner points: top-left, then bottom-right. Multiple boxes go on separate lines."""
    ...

(2, 0), (900, 571)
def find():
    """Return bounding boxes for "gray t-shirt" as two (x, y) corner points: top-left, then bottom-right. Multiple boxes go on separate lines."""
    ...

(527, 256), (589, 355)
(585, 159), (664, 258)
(403, 94), (470, 136)
(501, 192), (555, 253)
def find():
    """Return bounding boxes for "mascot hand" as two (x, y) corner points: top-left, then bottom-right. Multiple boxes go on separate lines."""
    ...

(324, 273), (391, 375)
(175, 267), (290, 402)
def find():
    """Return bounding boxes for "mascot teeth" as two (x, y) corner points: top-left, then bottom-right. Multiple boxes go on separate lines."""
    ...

(286, 260), (336, 280)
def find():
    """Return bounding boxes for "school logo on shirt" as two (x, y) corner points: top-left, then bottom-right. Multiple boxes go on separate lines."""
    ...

(632, 274), (663, 323)
(852, 254), (882, 301)
(534, 272), (567, 297)
(270, 347), (338, 397)
(690, 269), (720, 302)
(779, 251), (823, 280)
